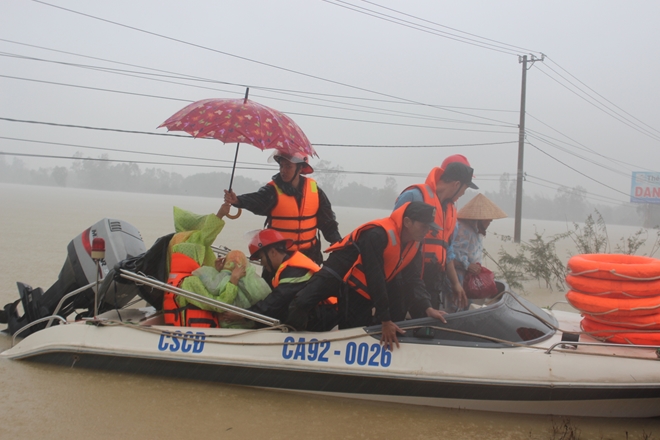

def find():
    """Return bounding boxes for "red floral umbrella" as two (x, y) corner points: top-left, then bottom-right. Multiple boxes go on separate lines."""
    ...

(158, 94), (316, 161)
(158, 91), (316, 218)
(158, 98), (317, 156)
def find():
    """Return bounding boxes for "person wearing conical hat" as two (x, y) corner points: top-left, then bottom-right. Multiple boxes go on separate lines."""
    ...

(451, 194), (507, 293)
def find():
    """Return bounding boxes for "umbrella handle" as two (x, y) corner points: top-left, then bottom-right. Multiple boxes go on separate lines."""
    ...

(226, 207), (242, 220)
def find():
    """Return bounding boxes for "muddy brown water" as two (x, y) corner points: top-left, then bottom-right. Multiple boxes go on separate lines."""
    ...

(0, 183), (658, 439)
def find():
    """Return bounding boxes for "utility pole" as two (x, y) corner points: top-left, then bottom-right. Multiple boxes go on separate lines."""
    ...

(514, 54), (544, 243)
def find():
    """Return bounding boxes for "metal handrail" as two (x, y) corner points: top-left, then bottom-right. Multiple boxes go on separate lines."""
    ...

(119, 269), (279, 327)
(45, 282), (96, 328)
(548, 300), (573, 310)
(545, 340), (660, 356)
(211, 245), (261, 266)
(12, 315), (67, 347)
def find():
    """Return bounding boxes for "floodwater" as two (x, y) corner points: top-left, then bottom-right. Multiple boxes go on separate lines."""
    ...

(0, 183), (658, 439)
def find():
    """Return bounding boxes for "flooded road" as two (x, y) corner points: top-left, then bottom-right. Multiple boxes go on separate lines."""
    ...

(0, 183), (658, 439)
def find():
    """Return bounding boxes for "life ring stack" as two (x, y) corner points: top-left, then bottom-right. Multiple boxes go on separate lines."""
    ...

(565, 253), (660, 345)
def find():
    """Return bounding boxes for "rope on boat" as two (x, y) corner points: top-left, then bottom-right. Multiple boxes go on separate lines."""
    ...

(569, 268), (660, 281)
(91, 318), (659, 361)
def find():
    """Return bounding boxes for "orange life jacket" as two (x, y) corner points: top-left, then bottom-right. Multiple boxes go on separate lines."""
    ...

(268, 177), (319, 252)
(272, 251), (320, 287)
(325, 202), (420, 300)
(271, 250), (338, 306)
(401, 167), (457, 269)
(162, 252), (219, 328)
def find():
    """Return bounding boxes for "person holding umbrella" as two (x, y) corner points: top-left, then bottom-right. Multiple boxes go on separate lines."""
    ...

(159, 93), (340, 267)
(224, 151), (341, 268)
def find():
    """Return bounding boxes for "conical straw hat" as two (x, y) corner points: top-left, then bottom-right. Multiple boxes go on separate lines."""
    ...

(457, 194), (507, 220)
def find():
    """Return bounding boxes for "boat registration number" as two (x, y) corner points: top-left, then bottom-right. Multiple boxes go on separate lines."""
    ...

(282, 337), (392, 367)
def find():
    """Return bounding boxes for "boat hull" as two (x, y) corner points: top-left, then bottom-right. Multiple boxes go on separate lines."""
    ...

(3, 310), (660, 418)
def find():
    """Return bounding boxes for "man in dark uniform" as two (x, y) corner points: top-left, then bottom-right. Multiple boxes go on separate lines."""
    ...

(394, 159), (478, 314)
(224, 152), (341, 266)
(223, 229), (337, 331)
(286, 201), (447, 349)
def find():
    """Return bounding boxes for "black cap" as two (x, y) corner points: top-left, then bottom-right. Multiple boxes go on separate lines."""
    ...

(404, 201), (440, 230)
(442, 162), (478, 190)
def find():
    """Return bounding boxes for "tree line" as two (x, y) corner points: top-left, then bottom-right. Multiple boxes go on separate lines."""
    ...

(1, 155), (657, 227)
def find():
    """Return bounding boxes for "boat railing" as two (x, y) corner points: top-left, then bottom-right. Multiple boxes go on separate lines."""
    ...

(12, 315), (67, 347)
(547, 300), (575, 311)
(119, 269), (280, 327)
(211, 245), (261, 266)
(545, 340), (660, 357)
(45, 282), (96, 329)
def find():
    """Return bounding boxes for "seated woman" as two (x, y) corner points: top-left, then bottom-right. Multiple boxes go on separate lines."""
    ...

(162, 204), (270, 328)
(451, 194), (506, 297)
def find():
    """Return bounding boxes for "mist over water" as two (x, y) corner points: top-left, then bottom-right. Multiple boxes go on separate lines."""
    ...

(0, 183), (657, 438)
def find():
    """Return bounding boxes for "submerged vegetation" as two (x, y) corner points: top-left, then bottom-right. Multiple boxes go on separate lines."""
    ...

(488, 210), (660, 292)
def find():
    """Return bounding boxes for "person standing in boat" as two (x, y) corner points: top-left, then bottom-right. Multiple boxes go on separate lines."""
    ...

(286, 201), (448, 349)
(451, 193), (507, 287)
(223, 152), (342, 270)
(393, 156), (477, 315)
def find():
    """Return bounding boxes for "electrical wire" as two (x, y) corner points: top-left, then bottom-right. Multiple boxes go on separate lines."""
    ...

(526, 114), (654, 173)
(526, 141), (629, 197)
(358, 0), (537, 53)
(545, 56), (660, 138)
(525, 174), (629, 205)
(29, 0), (508, 114)
(535, 64), (660, 144)
(321, 0), (527, 57)
(0, 49), (519, 127)
(0, 150), (433, 179)
(0, 116), (517, 140)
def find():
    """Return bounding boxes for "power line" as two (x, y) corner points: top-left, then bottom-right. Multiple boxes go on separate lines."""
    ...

(313, 141), (516, 148)
(525, 132), (630, 178)
(0, 135), (262, 167)
(523, 179), (626, 207)
(535, 64), (660, 144)
(0, 116), (517, 140)
(545, 56), (660, 138)
(525, 174), (629, 205)
(0, 151), (272, 171)
(0, 150), (434, 179)
(526, 141), (629, 197)
(0, 47), (519, 127)
(0, 66), (517, 130)
(525, 113), (654, 173)
(0, 73), (191, 103)
(29, 0), (501, 115)
(358, 0), (539, 54)
(321, 0), (527, 57)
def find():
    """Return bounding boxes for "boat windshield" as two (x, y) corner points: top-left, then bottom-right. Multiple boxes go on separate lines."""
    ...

(366, 288), (557, 348)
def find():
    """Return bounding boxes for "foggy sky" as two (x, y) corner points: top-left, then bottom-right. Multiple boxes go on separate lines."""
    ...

(1, 0), (659, 208)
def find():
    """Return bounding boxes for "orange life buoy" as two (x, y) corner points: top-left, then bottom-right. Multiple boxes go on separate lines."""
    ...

(567, 254), (660, 281)
(585, 312), (660, 330)
(565, 274), (660, 299)
(566, 290), (660, 318)
(581, 316), (660, 345)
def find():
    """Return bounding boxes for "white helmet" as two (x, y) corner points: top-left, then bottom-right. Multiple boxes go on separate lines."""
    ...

(268, 151), (314, 174)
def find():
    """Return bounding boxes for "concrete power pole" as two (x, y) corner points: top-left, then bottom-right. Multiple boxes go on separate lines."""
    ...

(513, 54), (544, 243)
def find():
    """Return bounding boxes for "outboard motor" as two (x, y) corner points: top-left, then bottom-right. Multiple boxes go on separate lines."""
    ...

(4, 219), (147, 336)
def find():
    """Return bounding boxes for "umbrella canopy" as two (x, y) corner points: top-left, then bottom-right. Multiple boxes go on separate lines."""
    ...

(158, 98), (317, 158)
